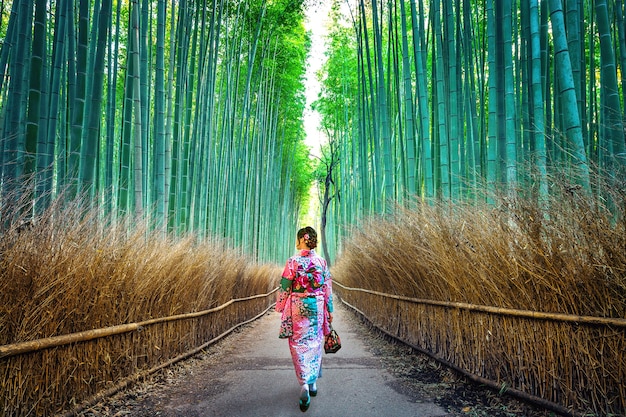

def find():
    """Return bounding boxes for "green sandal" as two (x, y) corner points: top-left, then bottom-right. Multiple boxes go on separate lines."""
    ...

(299, 389), (310, 412)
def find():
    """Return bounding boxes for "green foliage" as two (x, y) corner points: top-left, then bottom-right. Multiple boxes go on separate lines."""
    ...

(269, 10), (316, 215)
(291, 139), (317, 211)
(0, 0), (314, 263)
(314, 0), (626, 254)
(314, 24), (358, 135)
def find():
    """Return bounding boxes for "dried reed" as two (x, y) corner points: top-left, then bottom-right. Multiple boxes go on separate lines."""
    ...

(0, 196), (281, 416)
(333, 178), (625, 416)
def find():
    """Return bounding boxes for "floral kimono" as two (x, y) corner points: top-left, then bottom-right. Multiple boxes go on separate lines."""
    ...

(276, 249), (333, 386)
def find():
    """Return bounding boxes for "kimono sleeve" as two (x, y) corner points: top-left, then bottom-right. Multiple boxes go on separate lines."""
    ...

(276, 258), (295, 313)
(280, 257), (297, 290)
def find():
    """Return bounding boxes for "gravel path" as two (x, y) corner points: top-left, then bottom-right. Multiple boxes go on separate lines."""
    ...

(78, 303), (553, 417)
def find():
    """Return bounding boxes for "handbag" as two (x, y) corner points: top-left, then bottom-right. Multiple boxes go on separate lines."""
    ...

(324, 327), (341, 354)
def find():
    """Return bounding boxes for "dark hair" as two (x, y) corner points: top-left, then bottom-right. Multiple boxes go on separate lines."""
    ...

(297, 226), (318, 249)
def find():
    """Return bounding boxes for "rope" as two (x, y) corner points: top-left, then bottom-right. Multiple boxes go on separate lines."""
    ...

(339, 297), (582, 417)
(333, 280), (626, 327)
(0, 288), (279, 359)
(60, 302), (277, 417)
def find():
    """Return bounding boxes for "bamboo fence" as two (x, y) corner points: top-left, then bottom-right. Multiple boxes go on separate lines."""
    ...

(0, 289), (278, 417)
(334, 281), (625, 417)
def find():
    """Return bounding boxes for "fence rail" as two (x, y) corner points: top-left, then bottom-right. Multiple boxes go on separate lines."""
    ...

(60, 301), (277, 417)
(334, 280), (625, 417)
(0, 290), (278, 359)
(333, 282), (626, 327)
(0, 288), (278, 417)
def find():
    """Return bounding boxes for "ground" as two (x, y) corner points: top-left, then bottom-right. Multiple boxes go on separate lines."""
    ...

(78, 308), (558, 417)
(358, 326), (555, 417)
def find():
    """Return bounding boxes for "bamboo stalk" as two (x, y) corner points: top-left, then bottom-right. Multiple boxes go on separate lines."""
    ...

(334, 281), (626, 327)
(0, 289), (278, 359)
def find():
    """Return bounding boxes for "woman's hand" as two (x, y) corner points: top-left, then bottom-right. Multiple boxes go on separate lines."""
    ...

(328, 312), (333, 323)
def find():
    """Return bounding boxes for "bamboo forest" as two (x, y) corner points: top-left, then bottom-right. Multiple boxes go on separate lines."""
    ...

(0, 0), (625, 416)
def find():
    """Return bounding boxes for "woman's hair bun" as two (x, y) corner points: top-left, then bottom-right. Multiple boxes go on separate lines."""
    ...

(298, 226), (318, 249)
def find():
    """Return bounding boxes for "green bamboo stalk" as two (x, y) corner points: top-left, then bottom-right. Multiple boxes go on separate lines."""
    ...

(548, 0), (590, 190)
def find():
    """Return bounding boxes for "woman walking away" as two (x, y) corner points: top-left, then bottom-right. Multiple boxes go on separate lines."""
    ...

(276, 226), (333, 412)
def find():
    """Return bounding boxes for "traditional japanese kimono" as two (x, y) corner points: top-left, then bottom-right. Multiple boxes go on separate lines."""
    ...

(276, 249), (333, 386)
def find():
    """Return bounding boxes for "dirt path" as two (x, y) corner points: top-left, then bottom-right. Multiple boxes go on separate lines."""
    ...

(78, 303), (551, 417)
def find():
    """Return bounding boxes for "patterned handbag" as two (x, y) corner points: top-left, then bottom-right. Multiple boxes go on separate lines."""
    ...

(324, 327), (341, 354)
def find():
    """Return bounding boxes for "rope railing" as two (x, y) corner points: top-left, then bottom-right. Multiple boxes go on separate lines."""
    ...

(333, 280), (625, 417)
(0, 288), (279, 417)
(61, 301), (278, 417)
(0, 288), (279, 359)
(333, 281), (626, 327)
(338, 298), (579, 417)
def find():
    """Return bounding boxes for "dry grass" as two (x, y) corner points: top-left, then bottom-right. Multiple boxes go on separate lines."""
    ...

(334, 183), (625, 317)
(0, 194), (280, 416)
(332, 179), (625, 416)
(0, 199), (279, 345)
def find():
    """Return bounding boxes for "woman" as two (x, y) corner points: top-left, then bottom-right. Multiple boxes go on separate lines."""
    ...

(276, 226), (333, 412)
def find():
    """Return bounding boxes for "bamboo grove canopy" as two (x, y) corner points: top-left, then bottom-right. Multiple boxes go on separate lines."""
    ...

(1, 0), (626, 262)
(0, 0), (314, 263)
(314, 0), (625, 260)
